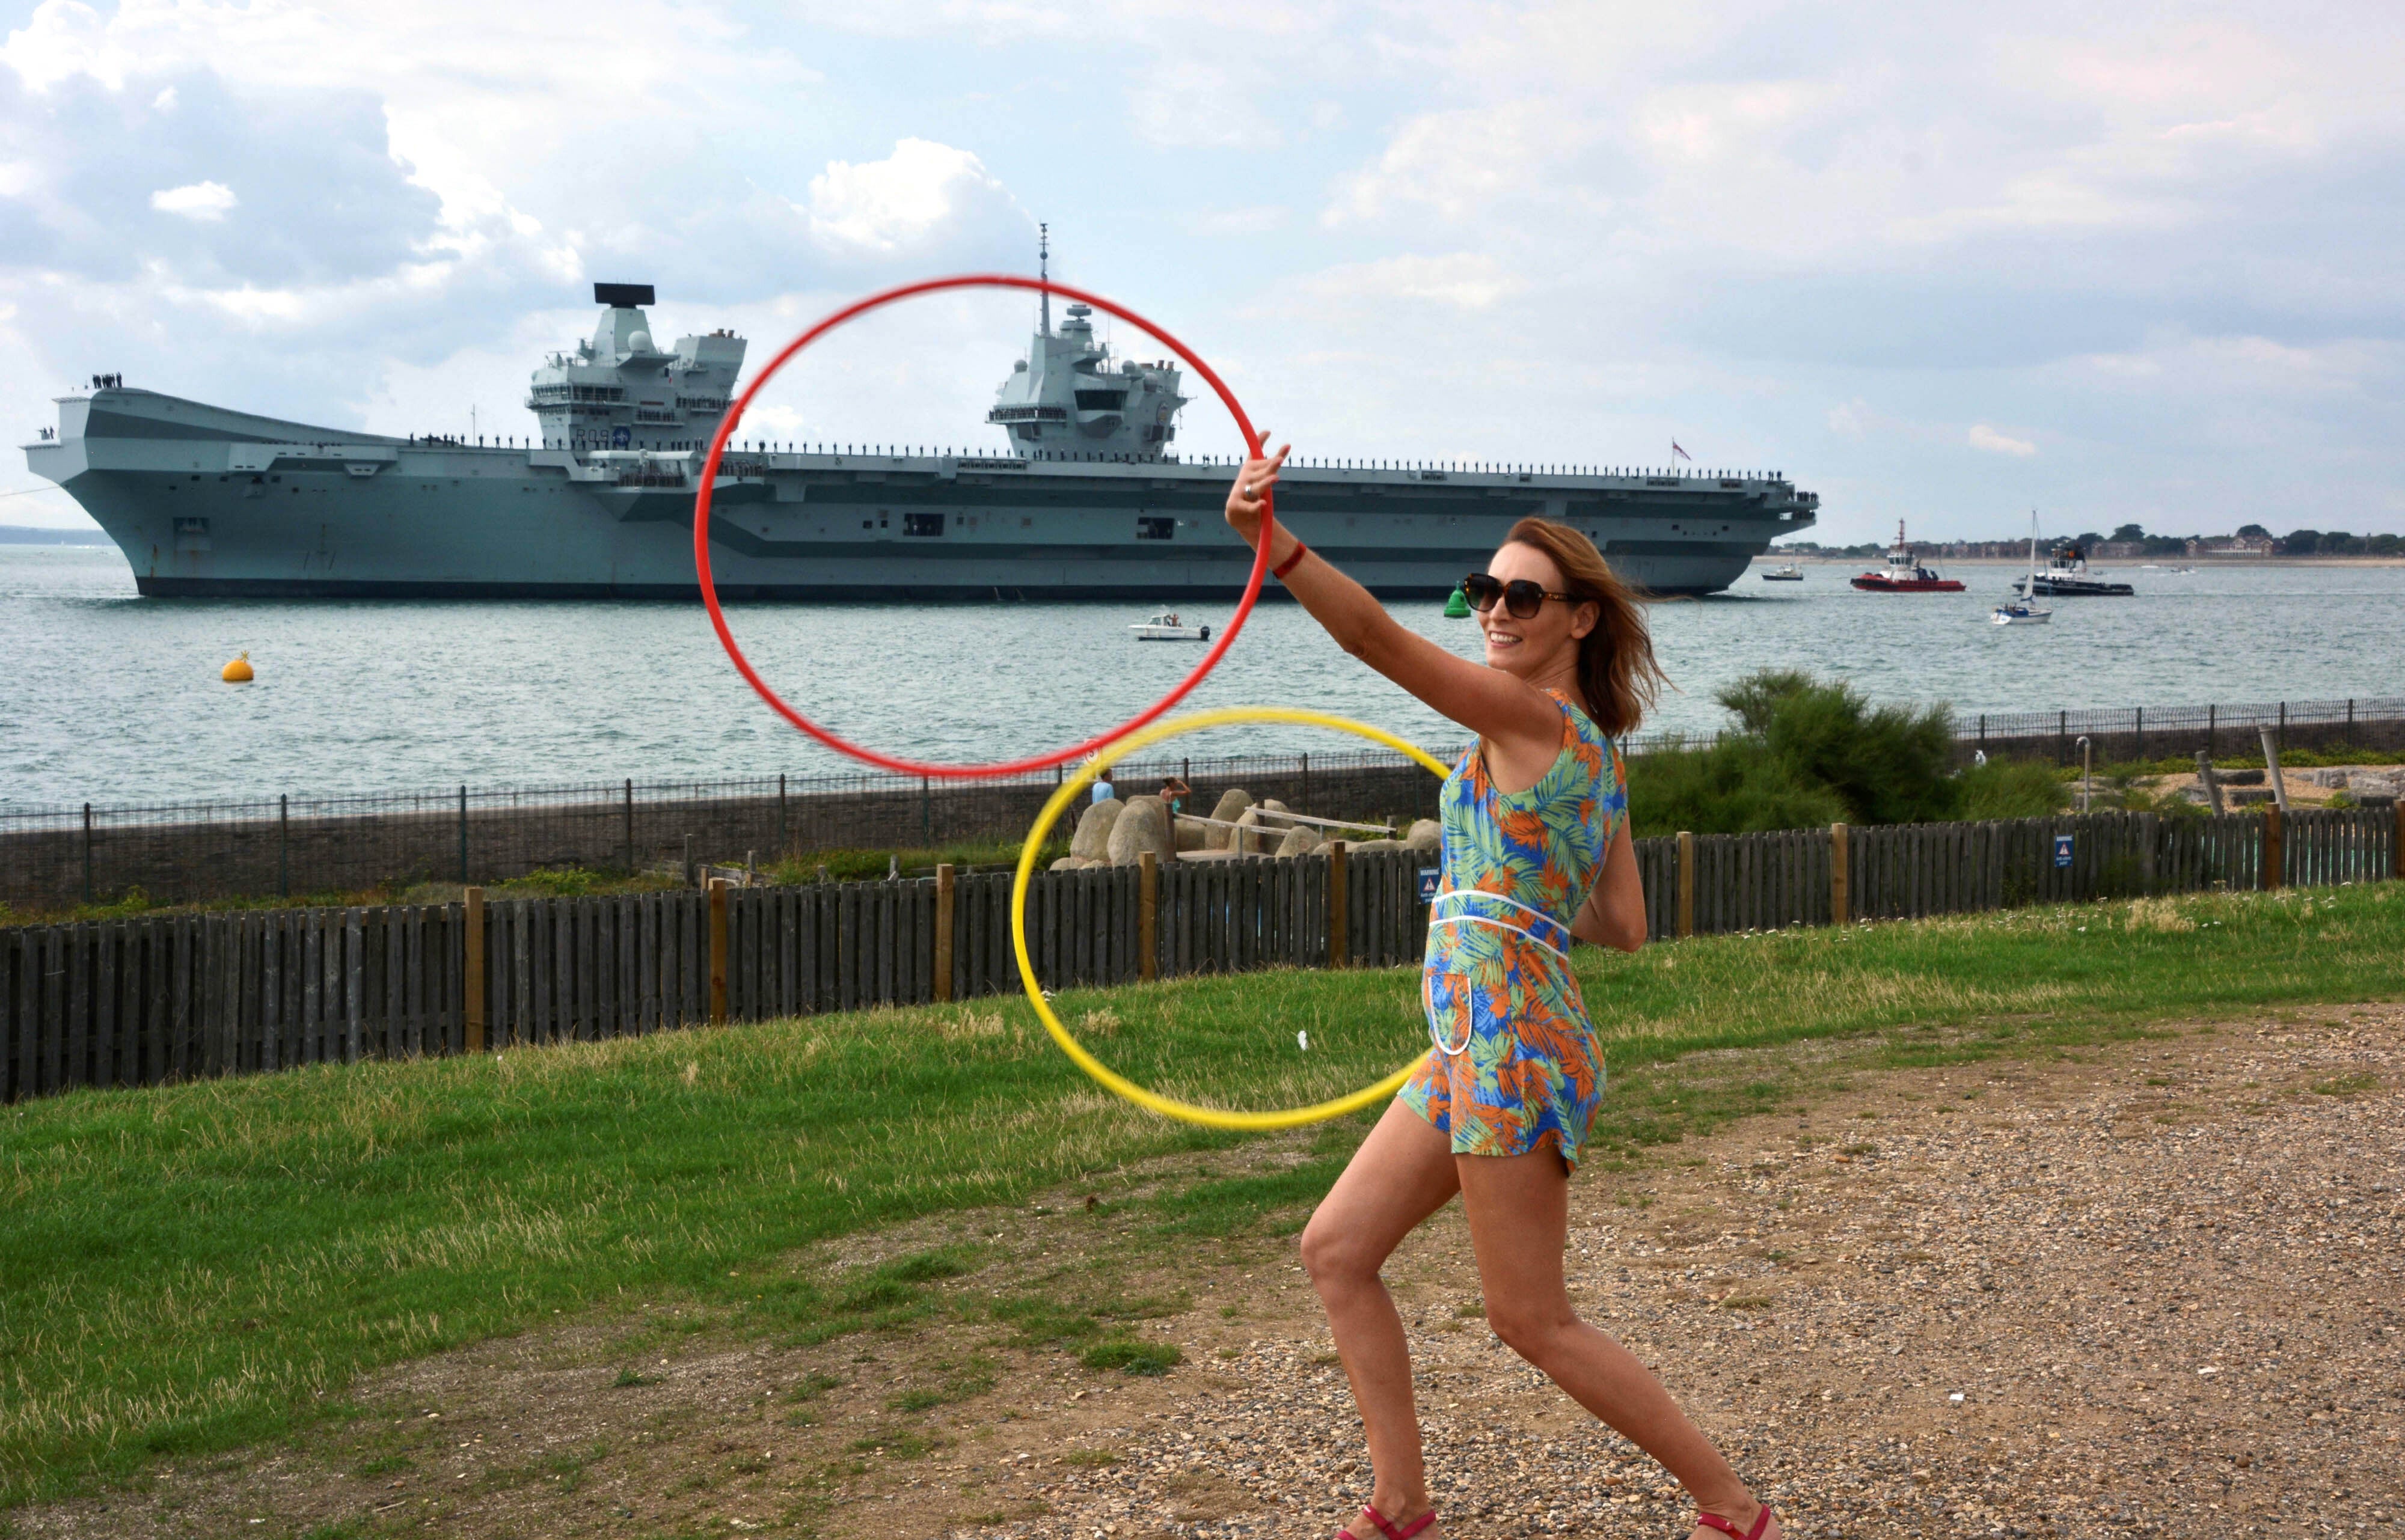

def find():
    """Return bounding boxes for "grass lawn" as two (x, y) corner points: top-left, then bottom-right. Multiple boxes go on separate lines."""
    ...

(4, 882), (2401, 1509)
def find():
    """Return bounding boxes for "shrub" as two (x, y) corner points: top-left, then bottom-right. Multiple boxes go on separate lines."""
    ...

(1957, 760), (2070, 819)
(1628, 671), (1959, 833)
(1627, 740), (1845, 836)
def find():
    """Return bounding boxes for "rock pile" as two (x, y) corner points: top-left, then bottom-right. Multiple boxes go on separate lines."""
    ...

(1047, 792), (1441, 870)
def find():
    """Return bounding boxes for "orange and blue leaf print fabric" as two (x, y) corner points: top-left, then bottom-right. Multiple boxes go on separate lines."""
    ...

(1400, 691), (1626, 1170)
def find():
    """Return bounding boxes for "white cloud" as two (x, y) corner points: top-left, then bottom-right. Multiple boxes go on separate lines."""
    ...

(1827, 400), (1869, 436)
(1297, 253), (1526, 311)
(1125, 60), (1281, 150)
(149, 179), (234, 220)
(1968, 423), (2038, 457)
(803, 139), (1025, 259)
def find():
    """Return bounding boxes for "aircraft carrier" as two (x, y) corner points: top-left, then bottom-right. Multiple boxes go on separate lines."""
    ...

(23, 264), (1817, 600)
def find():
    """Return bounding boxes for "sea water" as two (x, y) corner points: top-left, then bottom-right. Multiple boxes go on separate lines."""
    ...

(3, 544), (2400, 808)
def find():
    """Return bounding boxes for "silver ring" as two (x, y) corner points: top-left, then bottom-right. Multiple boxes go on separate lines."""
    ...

(1242, 482), (1254, 497)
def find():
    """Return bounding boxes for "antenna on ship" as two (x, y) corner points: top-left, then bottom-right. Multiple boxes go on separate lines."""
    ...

(1038, 222), (1050, 338)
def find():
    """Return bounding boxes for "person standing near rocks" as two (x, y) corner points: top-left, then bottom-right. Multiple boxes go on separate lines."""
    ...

(1225, 444), (1780, 1540)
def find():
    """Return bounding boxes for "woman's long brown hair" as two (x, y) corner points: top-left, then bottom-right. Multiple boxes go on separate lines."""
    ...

(1501, 517), (1667, 738)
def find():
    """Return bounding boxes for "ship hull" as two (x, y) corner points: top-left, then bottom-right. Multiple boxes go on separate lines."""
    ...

(28, 388), (1816, 600)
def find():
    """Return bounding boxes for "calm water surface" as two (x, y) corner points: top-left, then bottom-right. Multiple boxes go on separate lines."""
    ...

(4, 545), (2400, 807)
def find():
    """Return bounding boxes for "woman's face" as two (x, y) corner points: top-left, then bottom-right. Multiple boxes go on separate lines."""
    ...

(1477, 540), (1598, 681)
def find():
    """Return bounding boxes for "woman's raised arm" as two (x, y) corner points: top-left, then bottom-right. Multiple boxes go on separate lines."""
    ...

(1225, 443), (1563, 756)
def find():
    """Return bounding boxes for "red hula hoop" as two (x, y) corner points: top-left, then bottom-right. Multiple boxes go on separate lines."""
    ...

(693, 274), (1273, 781)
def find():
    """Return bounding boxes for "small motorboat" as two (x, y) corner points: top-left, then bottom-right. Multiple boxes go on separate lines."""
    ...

(1131, 611), (1211, 641)
(1993, 513), (2053, 625)
(1760, 563), (1804, 582)
(1850, 520), (1964, 592)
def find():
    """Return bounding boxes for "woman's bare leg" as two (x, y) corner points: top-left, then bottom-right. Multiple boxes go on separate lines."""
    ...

(1299, 1101), (1462, 1535)
(1456, 1150), (1771, 1540)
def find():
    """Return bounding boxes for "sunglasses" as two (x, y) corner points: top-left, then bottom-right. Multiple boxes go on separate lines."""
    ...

(1461, 572), (1579, 619)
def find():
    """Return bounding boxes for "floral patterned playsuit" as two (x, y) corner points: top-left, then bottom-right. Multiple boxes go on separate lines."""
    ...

(1399, 689), (1626, 1170)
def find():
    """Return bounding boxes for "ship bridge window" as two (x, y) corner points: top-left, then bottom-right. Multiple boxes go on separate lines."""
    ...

(1074, 390), (1128, 412)
(1136, 516), (1174, 541)
(903, 513), (945, 537)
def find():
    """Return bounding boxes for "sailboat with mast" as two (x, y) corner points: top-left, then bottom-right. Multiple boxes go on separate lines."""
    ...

(1993, 512), (2053, 625)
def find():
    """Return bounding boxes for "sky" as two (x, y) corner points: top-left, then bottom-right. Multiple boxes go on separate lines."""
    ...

(2, 0), (2401, 542)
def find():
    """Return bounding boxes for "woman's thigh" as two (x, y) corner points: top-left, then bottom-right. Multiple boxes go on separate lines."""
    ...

(1454, 1149), (1575, 1333)
(1301, 1099), (1461, 1278)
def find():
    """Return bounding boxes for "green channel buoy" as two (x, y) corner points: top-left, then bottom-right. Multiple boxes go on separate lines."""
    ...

(1443, 585), (1472, 619)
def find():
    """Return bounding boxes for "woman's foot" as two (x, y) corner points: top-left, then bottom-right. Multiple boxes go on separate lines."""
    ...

(1337, 1499), (1438, 1540)
(1691, 1497), (1778, 1540)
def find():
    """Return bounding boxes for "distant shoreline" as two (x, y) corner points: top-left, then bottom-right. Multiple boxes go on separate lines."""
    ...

(0, 525), (111, 546)
(1759, 552), (2405, 569)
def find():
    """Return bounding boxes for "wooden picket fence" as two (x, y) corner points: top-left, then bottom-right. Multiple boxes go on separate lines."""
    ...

(5, 808), (2400, 1102)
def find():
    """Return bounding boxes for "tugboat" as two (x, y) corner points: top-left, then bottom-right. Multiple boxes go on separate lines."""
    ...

(2017, 536), (2134, 597)
(1130, 611), (1210, 641)
(1760, 563), (1804, 582)
(1850, 521), (1965, 592)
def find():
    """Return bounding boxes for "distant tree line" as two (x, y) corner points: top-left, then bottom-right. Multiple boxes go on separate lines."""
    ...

(1776, 520), (2401, 558)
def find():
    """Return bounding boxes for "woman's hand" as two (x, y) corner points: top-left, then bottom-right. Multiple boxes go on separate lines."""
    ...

(1224, 438), (1290, 546)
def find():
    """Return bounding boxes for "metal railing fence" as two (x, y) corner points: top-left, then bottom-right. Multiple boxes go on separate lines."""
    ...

(4, 693), (2400, 911)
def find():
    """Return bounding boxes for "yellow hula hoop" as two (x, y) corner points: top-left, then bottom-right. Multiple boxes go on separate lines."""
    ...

(1010, 707), (1451, 1130)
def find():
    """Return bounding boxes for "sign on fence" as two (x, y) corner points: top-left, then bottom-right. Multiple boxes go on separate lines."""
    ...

(2054, 834), (2075, 869)
(1417, 868), (1442, 903)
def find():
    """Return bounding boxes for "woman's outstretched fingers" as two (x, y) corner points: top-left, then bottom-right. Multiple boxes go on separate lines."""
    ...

(1224, 440), (1291, 536)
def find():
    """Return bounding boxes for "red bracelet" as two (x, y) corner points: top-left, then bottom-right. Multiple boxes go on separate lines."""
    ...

(1272, 541), (1310, 580)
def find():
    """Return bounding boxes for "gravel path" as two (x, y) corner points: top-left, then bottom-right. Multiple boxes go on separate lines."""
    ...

(967, 1010), (2404, 1540)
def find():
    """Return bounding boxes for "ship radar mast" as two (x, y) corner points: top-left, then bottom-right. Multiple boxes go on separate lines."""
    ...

(1038, 222), (1050, 338)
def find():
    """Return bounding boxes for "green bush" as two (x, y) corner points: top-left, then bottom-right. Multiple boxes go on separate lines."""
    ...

(1957, 760), (2071, 819)
(1628, 739), (1845, 836)
(1629, 671), (1960, 834)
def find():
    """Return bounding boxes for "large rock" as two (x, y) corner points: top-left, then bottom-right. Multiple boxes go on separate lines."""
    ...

(1108, 795), (1177, 867)
(1405, 818), (1442, 855)
(1049, 855), (1095, 871)
(1231, 806), (1272, 855)
(1173, 816), (1210, 852)
(1272, 824), (1319, 858)
(1204, 789), (1253, 849)
(2345, 769), (2401, 802)
(1069, 797), (1123, 861)
(1345, 838), (1406, 852)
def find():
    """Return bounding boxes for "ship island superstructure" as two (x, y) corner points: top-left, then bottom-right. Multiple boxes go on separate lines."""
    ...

(25, 271), (1818, 599)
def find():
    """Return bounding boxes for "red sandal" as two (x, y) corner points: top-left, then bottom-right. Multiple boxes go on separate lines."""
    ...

(1694, 1506), (1777, 1540)
(1340, 1504), (1438, 1540)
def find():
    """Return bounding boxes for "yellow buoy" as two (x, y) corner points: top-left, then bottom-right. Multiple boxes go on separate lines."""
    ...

(221, 651), (254, 683)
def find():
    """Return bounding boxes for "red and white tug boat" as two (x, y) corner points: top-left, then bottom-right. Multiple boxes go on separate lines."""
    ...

(1850, 519), (1965, 592)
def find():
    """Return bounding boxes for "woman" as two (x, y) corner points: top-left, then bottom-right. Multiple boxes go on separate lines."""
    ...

(1225, 444), (1778, 1540)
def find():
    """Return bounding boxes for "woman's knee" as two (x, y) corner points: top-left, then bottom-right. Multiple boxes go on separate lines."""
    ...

(1485, 1298), (1577, 1365)
(1299, 1211), (1379, 1288)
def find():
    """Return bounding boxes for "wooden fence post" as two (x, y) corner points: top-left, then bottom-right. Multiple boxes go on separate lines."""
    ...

(2396, 802), (2404, 883)
(464, 887), (486, 1052)
(2262, 808), (2283, 892)
(1830, 822), (1850, 926)
(1137, 851), (1159, 982)
(708, 878), (729, 1022)
(1676, 830), (1696, 939)
(1328, 840), (1349, 968)
(933, 863), (956, 1003)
